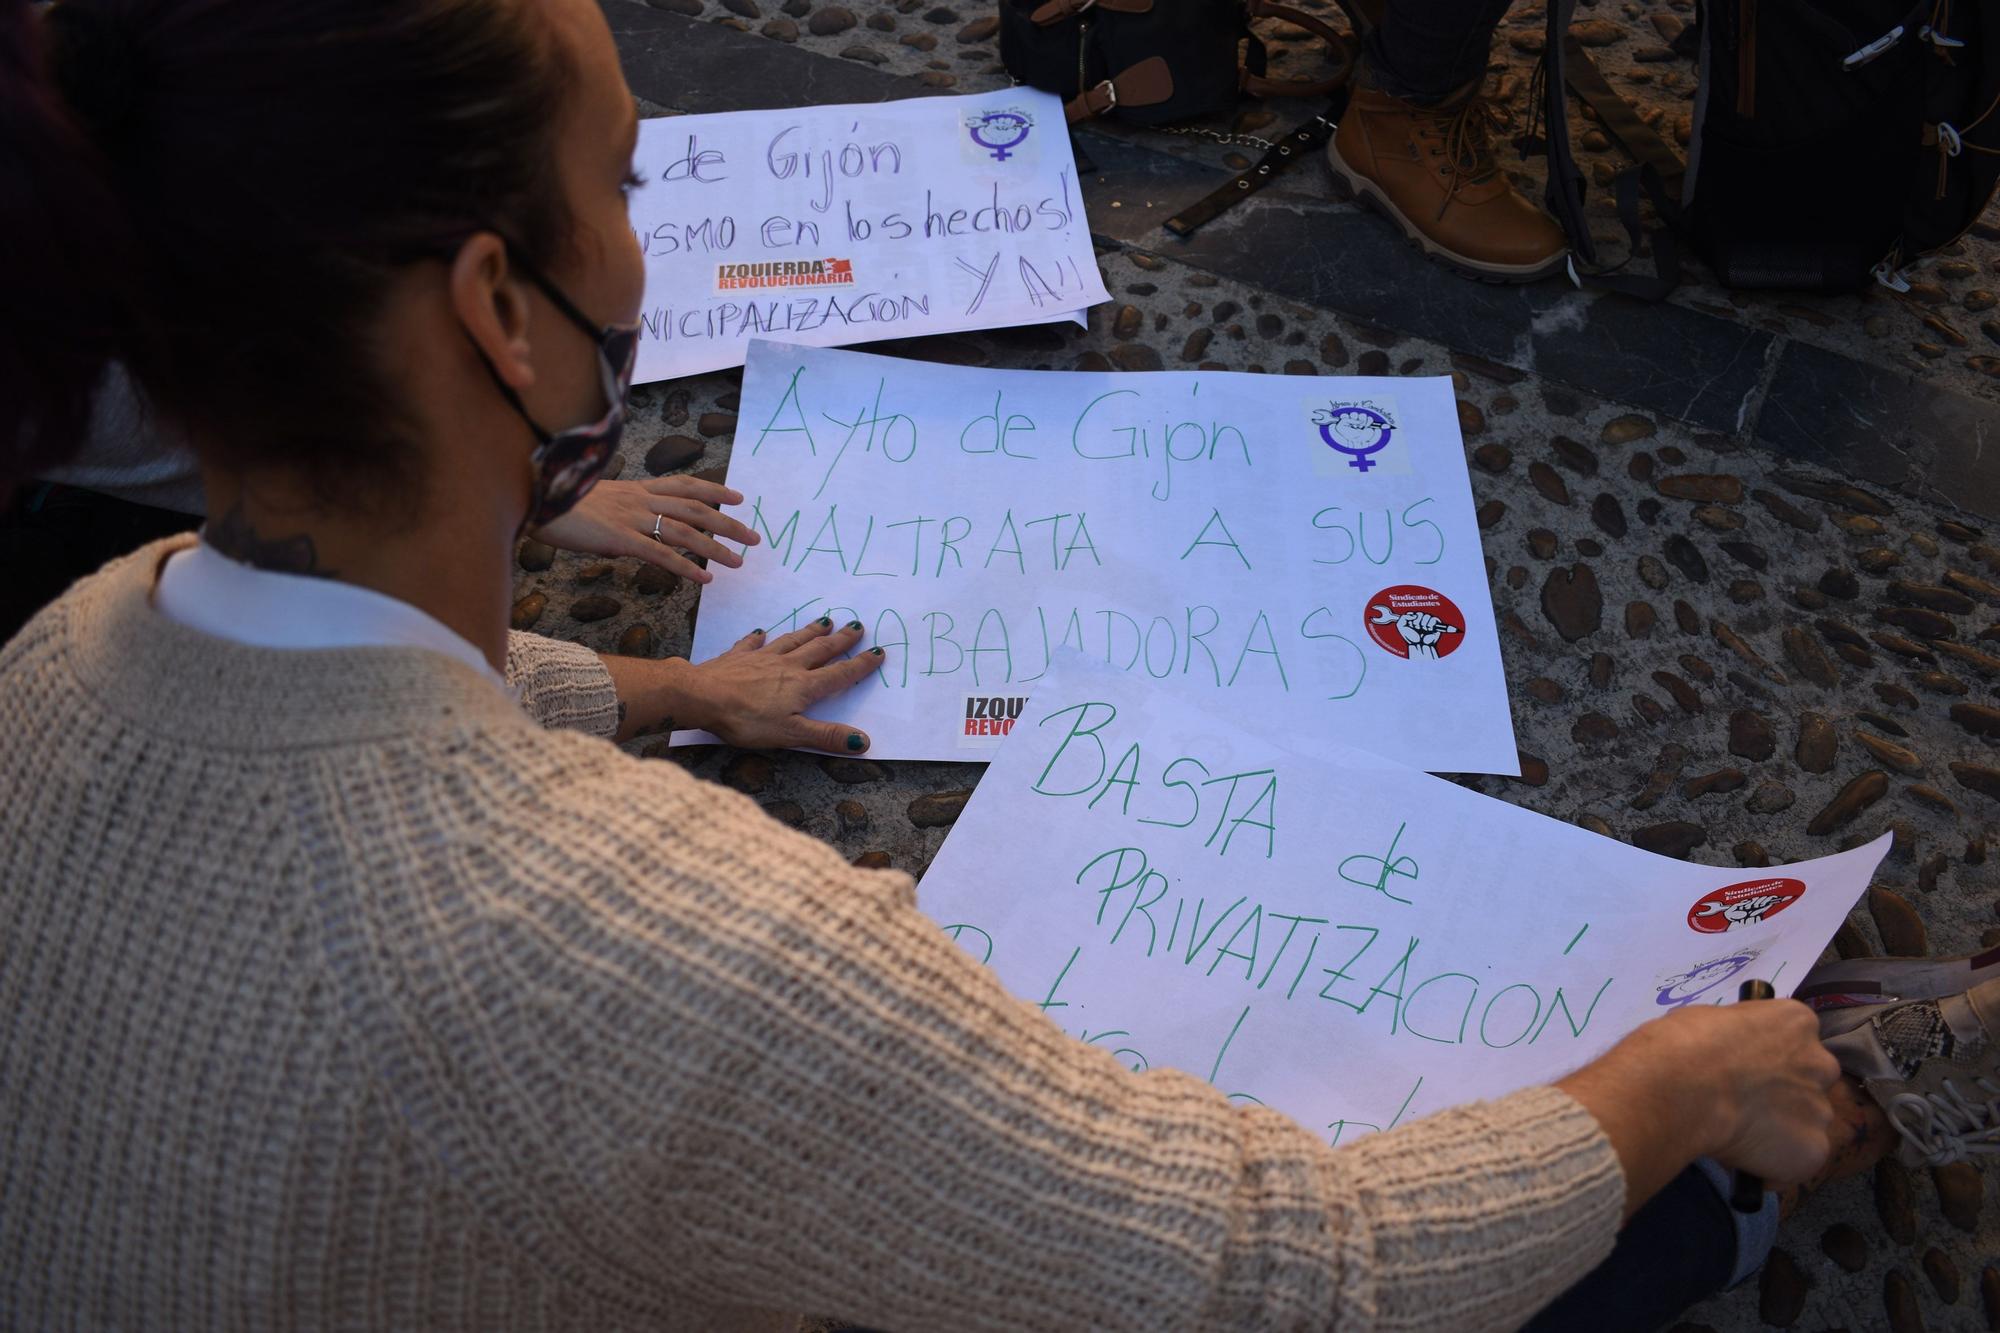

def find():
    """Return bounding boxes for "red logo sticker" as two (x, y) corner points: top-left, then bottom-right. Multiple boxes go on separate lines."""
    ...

(1364, 585), (1466, 660)
(1687, 877), (1804, 934)
(712, 258), (858, 291)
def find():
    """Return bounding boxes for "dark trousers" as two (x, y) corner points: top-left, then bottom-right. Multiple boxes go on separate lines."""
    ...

(0, 482), (199, 647)
(1370, 0), (1517, 103)
(1523, 1163), (1739, 1331)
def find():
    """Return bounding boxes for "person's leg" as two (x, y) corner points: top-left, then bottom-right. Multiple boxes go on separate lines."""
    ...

(0, 483), (198, 645)
(1328, 0), (1567, 281)
(1368, 0), (1518, 105)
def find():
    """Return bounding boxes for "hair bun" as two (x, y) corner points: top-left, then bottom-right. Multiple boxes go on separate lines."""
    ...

(45, 2), (151, 160)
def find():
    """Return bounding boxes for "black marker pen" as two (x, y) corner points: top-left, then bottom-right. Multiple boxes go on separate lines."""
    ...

(1729, 978), (1777, 1213)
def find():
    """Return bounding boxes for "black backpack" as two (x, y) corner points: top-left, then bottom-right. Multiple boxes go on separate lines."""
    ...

(1538, 0), (2000, 295)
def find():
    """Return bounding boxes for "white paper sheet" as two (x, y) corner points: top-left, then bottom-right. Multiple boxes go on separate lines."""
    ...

(629, 90), (1108, 381)
(677, 340), (1521, 774)
(917, 654), (1890, 1145)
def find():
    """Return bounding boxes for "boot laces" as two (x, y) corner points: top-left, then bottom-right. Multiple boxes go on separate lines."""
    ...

(1413, 97), (1503, 218)
(1887, 1074), (2000, 1166)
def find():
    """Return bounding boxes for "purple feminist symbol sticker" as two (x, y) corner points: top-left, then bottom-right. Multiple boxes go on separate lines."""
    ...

(1654, 949), (1760, 1009)
(1312, 401), (1395, 472)
(967, 108), (1033, 162)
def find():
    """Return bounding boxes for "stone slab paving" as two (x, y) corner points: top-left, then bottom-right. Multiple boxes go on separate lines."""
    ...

(532, 4), (2000, 1326)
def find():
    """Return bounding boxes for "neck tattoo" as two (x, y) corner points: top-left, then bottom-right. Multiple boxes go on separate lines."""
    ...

(205, 503), (337, 579)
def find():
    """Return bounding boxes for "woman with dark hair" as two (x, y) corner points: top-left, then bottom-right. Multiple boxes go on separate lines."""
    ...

(0, 0), (870, 752)
(0, 2), (1919, 1329)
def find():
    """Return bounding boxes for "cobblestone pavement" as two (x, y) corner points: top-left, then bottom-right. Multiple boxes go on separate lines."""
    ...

(527, 4), (2000, 1326)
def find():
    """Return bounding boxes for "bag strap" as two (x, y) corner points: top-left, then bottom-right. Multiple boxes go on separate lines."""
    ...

(1560, 35), (1684, 195)
(1154, 0), (1373, 235)
(1532, 0), (1683, 298)
(1565, 38), (1685, 298)
(1063, 55), (1175, 122)
(1535, 0), (1595, 266)
(1240, 0), (1354, 100)
(1597, 162), (1685, 300)
(1162, 97), (1344, 235)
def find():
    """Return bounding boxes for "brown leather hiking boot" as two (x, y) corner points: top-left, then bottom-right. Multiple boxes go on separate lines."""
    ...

(1328, 81), (1567, 283)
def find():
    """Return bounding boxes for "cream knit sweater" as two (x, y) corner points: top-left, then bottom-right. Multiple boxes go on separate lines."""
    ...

(0, 539), (1626, 1332)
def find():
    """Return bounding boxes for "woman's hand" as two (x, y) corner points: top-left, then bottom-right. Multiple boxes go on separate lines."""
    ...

(1555, 999), (1839, 1219)
(679, 620), (883, 754)
(531, 476), (760, 584)
(1672, 1000), (1842, 1184)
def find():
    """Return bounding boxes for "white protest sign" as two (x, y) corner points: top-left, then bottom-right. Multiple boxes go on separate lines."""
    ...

(917, 654), (1891, 1145)
(678, 339), (1520, 775)
(629, 90), (1106, 381)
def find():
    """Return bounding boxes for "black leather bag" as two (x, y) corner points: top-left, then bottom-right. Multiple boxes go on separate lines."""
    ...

(999, 0), (1353, 126)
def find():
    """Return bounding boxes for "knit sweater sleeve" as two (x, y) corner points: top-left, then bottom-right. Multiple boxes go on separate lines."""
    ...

(337, 736), (1625, 1331)
(502, 631), (620, 737)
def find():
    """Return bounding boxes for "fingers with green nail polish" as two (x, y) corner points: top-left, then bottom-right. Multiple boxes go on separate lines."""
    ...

(697, 621), (882, 755)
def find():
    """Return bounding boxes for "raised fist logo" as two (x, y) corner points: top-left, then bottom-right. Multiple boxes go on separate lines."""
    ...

(1686, 878), (1805, 935)
(1691, 893), (1787, 930)
(1369, 604), (1459, 660)
(1317, 408), (1385, 451)
(1363, 585), (1468, 661)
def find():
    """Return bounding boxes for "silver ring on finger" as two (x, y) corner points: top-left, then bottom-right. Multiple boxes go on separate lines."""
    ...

(651, 513), (665, 542)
